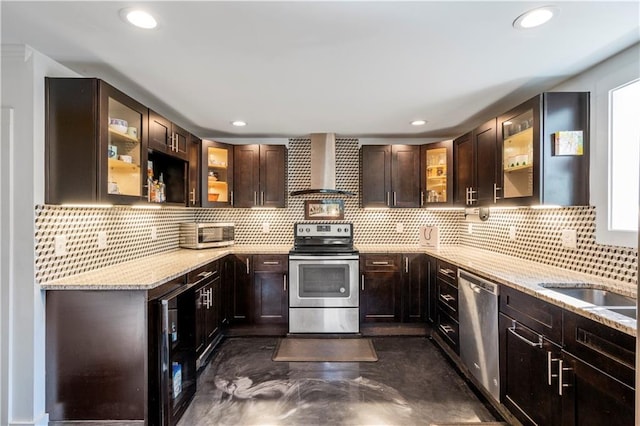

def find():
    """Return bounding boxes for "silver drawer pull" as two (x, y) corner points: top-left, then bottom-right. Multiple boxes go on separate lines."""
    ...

(508, 321), (543, 348)
(440, 294), (455, 302)
(197, 271), (213, 279)
(262, 261), (280, 265)
(371, 261), (390, 265)
(439, 324), (455, 334)
(547, 351), (560, 386)
(558, 359), (573, 396)
(439, 268), (455, 277)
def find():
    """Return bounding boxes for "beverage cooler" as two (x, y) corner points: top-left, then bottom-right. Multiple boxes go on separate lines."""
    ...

(149, 284), (197, 426)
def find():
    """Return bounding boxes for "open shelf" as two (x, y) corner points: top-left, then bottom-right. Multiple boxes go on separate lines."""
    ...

(504, 163), (532, 173)
(108, 127), (139, 143)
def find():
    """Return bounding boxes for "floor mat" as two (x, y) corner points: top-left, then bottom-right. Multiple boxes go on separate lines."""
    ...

(272, 338), (378, 362)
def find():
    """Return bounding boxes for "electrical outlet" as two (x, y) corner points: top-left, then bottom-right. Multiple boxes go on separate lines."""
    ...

(467, 223), (473, 234)
(54, 235), (68, 257)
(561, 229), (577, 248)
(509, 226), (516, 241)
(262, 222), (270, 233)
(396, 223), (404, 233)
(150, 226), (158, 241)
(97, 231), (108, 249)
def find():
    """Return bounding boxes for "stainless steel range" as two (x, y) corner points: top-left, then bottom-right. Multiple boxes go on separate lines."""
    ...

(288, 223), (359, 333)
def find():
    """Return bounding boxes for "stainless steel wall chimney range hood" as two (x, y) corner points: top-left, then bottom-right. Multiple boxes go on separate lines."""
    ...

(290, 133), (355, 196)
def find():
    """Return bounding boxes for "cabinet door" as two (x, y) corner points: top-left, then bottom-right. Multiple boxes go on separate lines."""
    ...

(361, 145), (392, 207)
(188, 134), (201, 207)
(231, 255), (253, 323)
(474, 117), (500, 205)
(194, 286), (206, 355)
(172, 124), (189, 161)
(561, 351), (635, 426)
(221, 256), (234, 326)
(402, 253), (427, 322)
(453, 132), (473, 205)
(202, 140), (233, 208)
(254, 271), (288, 324)
(149, 110), (171, 153)
(259, 145), (286, 208)
(205, 276), (220, 342)
(360, 254), (401, 322)
(426, 256), (437, 324)
(421, 140), (453, 205)
(499, 313), (562, 426)
(233, 145), (260, 207)
(389, 145), (421, 207)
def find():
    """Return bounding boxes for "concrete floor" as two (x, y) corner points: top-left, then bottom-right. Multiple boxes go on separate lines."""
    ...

(177, 336), (500, 426)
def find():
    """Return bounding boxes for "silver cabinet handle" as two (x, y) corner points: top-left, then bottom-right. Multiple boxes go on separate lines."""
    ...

(420, 191), (425, 207)
(190, 189), (196, 205)
(230, 191), (234, 206)
(558, 359), (572, 396)
(261, 191), (265, 205)
(439, 268), (455, 278)
(439, 324), (455, 334)
(404, 256), (409, 273)
(201, 288), (209, 308)
(386, 192), (390, 206)
(254, 191), (258, 206)
(548, 351), (560, 386)
(208, 288), (213, 309)
(440, 294), (455, 302)
(508, 321), (543, 348)
(197, 271), (213, 279)
(493, 183), (502, 203)
(283, 274), (287, 292)
(361, 275), (365, 291)
(466, 187), (477, 205)
(262, 261), (280, 265)
(393, 191), (397, 206)
(371, 261), (390, 265)
(246, 258), (250, 274)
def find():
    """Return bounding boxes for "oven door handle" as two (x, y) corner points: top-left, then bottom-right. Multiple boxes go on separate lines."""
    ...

(289, 255), (359, 261)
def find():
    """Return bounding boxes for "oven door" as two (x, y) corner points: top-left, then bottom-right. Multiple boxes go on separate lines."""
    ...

(289, 255), (359, 308)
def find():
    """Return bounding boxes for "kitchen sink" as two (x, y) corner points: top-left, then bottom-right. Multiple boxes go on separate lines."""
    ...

(539, 284), (636, 307)
(604, 307), (637, 320)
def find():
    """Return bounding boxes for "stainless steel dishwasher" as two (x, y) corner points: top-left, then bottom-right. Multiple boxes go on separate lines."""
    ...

(458, 269), (500, 401)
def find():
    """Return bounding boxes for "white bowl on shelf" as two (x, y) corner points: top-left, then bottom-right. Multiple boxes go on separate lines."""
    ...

(109, 118), (128, 133)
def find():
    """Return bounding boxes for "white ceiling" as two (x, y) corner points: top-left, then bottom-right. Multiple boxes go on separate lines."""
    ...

(2, 1), (639, 139)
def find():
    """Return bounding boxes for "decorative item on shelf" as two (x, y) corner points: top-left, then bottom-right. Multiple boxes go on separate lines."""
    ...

(119, 155), (133, 163)
(126, 126), (138, 138)
(108, 180), (119, 194)
(208, 171), (219, 181)
(554, 130), (584, 156)
(304, 199), (344, 220)
(108, 118), (128, 133)
(108, 145), (118, 158)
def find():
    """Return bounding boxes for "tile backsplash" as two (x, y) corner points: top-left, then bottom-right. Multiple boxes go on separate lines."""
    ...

(35, 138), (637, 285)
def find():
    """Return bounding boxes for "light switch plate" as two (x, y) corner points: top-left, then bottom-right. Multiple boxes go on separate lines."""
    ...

(561, 229), (577, 248)
(54, 235), (67, 257)
(97, 231), (108, 249)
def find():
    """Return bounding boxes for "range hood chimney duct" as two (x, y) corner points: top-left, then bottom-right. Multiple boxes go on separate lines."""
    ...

(290, 133), (354, 196)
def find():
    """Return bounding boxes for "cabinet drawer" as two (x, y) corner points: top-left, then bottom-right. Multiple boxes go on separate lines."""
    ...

(563, 311), (635, 388)
(500, 285), (562, 343)
(253, 254), (287, 272)
(437, 310), (459, 353)
(148, 275), (186, 300)
(188, 260), (220, 283)
(436, 259), (457, 284)
(362, 254), (400, 272)
(437, 278), (458, 319)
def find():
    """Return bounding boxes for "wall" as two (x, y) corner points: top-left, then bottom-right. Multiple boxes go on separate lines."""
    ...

(1, 45), (78, 426)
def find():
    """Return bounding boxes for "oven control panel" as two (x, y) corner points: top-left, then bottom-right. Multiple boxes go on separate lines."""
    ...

(294, 222), (352, 237)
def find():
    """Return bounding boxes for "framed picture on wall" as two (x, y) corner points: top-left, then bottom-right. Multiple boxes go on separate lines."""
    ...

(304, 199), (344, 220)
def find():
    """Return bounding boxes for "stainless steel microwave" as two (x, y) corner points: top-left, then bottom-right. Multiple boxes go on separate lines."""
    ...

(179, 223), (235, 249)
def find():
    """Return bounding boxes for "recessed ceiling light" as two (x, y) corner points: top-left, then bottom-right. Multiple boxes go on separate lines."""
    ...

(231, 120), (247, 127)
(513, 6), (557, 29)
(410, 120), (427, 126)
(121, 8), (157, 29)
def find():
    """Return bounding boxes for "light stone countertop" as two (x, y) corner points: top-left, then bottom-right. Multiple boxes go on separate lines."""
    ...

(360, 244), (637, 336)
(42, 243), (636, 336)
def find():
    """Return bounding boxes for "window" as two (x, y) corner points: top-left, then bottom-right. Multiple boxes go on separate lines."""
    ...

(609, 79), (640, 232)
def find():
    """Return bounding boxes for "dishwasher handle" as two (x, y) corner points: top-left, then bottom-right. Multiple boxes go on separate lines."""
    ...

(459, 270), (498, 295)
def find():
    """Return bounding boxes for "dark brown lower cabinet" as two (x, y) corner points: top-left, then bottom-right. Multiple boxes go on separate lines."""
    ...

(229, 254), (253, 323)
(253, 254), (288, 324)
(402, 253), (428, 322)
(190, 260), (222, 368)
(360, 254), (401, 322)
(425, 255), (437, 324)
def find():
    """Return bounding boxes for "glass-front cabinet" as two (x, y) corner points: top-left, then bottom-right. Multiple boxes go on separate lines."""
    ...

(421, 140), (453, 206)
(106, 96), (144, 198)
(201, 140), (234, 208)
(502, 109), (534, 200)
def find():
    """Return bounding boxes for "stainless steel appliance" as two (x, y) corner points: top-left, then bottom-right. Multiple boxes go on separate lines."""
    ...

(179, 222), (234, 249)
(288, 223), (359, 333)
(458, 269), (500, 401)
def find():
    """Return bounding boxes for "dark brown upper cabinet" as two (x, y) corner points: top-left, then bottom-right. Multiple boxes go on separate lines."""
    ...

(233, 144), (286, 208)
(201, 140), (234, 208)
(361, 145), (421, 208)
(421, 140), (453, 206)
(453, 118), (500, 206)
(149, 110), (189, 161)
(45, 78), (149, 205)
(498, 92), (590, 206)
(188, 134), (202, 207)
